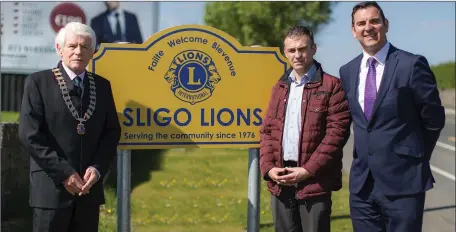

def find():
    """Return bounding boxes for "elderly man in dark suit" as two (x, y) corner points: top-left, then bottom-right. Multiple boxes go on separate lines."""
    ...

(339, 2), (445, 232)
(19, 22), (121, 232)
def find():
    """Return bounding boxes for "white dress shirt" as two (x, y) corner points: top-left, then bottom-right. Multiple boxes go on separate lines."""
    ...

(282, 63), (317, 162)
(62, 62), (85, 82)
(357, 42), (390, 112)
(62, 62), (85, 94)
(107, 9), (126, 41)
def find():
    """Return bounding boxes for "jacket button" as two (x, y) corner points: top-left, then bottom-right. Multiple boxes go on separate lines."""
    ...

(303, 100), (306, 103)
(316, 108), (319, 111)
(367, 128), (372, 132)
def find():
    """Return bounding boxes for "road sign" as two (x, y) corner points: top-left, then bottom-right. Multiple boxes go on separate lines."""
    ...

(89, 24), (288, 149)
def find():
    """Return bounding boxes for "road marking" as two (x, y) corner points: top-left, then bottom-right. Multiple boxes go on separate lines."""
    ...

(449, 137), (455, 142)
(436, 141), (455, 152)
(430, 165), (456, 182)
(445, 108), (455, 116)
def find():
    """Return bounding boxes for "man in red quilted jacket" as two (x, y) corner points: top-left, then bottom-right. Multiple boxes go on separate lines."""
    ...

(259, 26), (352, 232)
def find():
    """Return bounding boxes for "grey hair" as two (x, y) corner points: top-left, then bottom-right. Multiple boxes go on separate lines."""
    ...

(55, 22), (97, 55)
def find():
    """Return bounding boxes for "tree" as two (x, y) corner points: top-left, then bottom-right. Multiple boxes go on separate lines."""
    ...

(204, 2), (336, 48)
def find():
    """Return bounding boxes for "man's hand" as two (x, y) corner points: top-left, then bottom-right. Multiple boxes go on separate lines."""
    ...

(276, 167), (311, 185)
(63, 172), (85, 195)
(79, 167), (100, 196)
(267, 167), (286, 183)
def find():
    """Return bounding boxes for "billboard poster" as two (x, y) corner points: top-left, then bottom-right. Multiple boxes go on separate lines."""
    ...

(1, 1), (156, 74)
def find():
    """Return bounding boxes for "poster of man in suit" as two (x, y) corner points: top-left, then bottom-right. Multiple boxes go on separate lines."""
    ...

(90, 1), (144, 50)
(0, 1), (156, 74)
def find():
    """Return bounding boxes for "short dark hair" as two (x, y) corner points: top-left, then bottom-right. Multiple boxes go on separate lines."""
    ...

(284, 25), (315, 45)
(351, 1), (386, 26)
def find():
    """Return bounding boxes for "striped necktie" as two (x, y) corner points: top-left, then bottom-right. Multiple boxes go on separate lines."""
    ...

(74, 76), (82, 97)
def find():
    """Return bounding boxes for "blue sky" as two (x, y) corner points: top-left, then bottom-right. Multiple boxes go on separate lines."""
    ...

(158, 1), (455, 77)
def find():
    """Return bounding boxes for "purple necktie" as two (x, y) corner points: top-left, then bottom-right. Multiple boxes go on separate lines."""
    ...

(364, 57), (377, 120)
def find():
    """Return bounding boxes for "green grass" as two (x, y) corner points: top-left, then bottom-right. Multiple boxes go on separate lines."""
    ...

(98, 148), (352, 232)
(432, 61), (455, 90)
(1, 111), (20, 123)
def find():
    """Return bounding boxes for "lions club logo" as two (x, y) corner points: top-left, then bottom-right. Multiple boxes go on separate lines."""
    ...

(164, 50), (221, 105)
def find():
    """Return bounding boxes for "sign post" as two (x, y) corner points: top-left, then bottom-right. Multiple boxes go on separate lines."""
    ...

(247, 148), (260, 232)
(117, 149), (131, 232)
(89, 24), (289, 232)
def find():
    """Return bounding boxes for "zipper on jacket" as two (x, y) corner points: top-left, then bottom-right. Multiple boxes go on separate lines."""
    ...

(275, 84), (289, 119)
(298, 89), (311, 167)
(295, 87), (311, 198)
(274, 99), (283, 119)
(279, 98), (288, 169)
(279, 86), (289, 171)
(274, 102), (279, 119)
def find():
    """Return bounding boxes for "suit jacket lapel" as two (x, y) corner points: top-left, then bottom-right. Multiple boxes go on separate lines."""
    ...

(350, 54), (368, 124)
(103, 12), (114, 40)
(124, 13), (130, 39)
(369, 45), (399, 123)
(81, 74), (90, 108)
(58, 62), (75, 90)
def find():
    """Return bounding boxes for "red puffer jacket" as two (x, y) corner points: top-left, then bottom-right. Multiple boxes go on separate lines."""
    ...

(260, 61), (351, 200)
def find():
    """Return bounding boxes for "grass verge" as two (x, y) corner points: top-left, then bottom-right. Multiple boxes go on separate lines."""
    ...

(432, 61), (455, 90)
(99, 148), (352, 232)
(0, 111), (20, 123)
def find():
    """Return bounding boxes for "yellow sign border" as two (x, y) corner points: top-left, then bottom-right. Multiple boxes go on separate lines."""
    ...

(88, 24), (290, 149)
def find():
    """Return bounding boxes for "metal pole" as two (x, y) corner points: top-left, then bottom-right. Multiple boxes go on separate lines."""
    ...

(247, 148), (260, 232)
(116, 150), (122, 232)
(0, 54), (3, 232)
(117, 149), (131, 232)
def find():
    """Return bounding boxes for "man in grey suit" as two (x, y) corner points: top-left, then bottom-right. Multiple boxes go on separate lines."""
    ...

(19, 22), (121, 232)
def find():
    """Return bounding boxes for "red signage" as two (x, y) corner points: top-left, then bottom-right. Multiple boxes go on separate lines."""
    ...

(49, 3), (86, 33)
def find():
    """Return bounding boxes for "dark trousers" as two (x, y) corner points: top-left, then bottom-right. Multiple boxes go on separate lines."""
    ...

(350, 173), (425, 232)
(33, 201), (100, 232)
(271, 186), (332, 232)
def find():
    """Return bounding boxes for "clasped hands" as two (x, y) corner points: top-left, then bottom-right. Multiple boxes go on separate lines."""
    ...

(62, 167), (99, 196)
(268, 167), (311, 186)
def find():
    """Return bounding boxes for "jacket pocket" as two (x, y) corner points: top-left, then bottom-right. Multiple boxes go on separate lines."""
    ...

(309, 105), (328, 113)
(394, 144), (423, 157)
(30, 166), (43, 173)
(30, 162), (43, 173)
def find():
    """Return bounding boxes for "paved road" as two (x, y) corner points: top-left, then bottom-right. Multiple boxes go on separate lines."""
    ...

(342, 112), (455, 232)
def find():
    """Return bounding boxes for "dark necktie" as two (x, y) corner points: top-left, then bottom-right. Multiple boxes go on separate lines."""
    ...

(115, 12), (122, 41)
(74, 76), (82, 97)
(364, 57), (377, 120)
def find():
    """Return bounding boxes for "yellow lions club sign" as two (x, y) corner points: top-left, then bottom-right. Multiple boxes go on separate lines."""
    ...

(89, 25), (289, 149)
